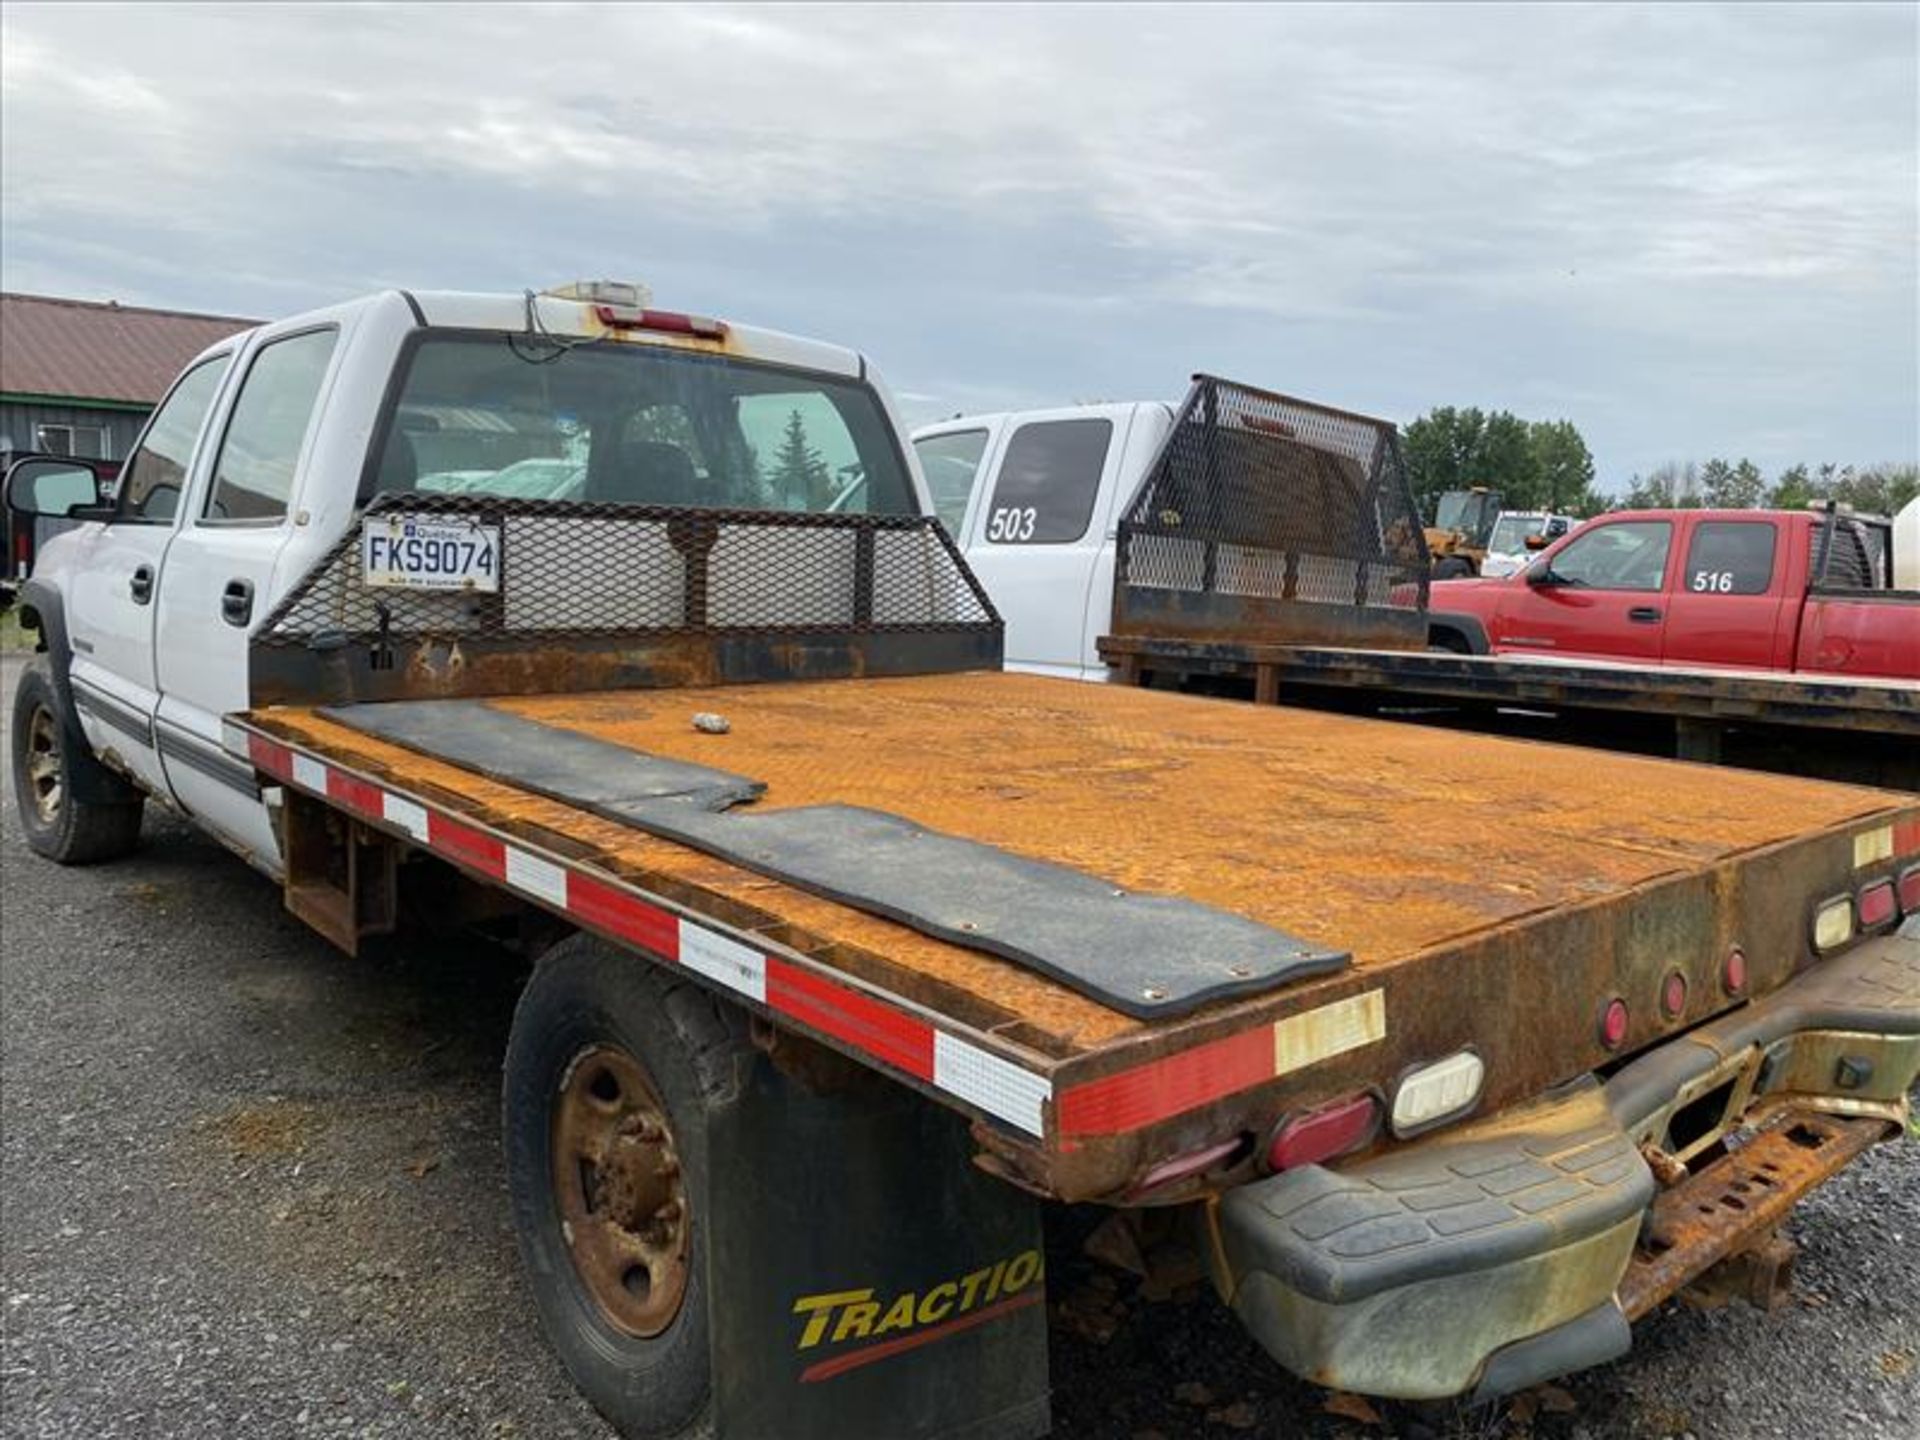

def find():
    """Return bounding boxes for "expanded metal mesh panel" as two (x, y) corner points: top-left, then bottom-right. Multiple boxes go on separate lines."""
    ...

(1114, 376), (1429, 645)
(258, 493), (999, 649)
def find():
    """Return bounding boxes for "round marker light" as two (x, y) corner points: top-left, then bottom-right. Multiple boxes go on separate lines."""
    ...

(1660, 971), (1688, 1020)
(1599, 997), (1629, 1050)
(1723, 947), (1747, 996)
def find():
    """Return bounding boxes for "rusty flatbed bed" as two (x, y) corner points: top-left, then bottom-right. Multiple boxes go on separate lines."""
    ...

(1098, 636), (1920, 737)
(240, 669), (1917, 1199)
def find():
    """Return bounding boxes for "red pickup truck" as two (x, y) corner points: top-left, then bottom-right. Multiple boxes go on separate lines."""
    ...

(1427, 507), (1920, 678)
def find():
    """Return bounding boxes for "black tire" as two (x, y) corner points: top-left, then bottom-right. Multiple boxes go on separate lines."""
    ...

(1426, 627), (1472, 655)
(10, 659), (144, 864)
(1433, 556), (1474, 580)
(503, 935), (750, 1440)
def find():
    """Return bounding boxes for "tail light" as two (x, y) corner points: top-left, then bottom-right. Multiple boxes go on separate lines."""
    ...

(1857, 879), (1896, 932)
(1264, 1093), (1378, 1172)
(1899, 866), (1920, 916)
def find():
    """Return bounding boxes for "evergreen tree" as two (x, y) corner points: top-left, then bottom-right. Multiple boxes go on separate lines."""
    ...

(766, 409), (832, 509)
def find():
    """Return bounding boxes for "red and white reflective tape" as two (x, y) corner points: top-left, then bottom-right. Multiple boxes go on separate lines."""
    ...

(244, 731), (1051, 1138)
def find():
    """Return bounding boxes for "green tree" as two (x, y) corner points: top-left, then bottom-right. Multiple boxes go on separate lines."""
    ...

(766, 409), (832, 509)
(1401, 406), (1545, 517)
(1526, 419), (1596, 514)
(1767, 463), (1816, 509)
(1700, 457), (1765, 509)
(1829, 463), (1919, 515)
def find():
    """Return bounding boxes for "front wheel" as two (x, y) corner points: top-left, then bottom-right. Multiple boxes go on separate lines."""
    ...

(503, 935), (750, 1440)
(10, 660), (144, 864)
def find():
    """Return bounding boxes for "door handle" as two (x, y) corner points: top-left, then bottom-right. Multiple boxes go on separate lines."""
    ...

(1628, 606), (1662, 623)
(221, 578), (255, 628)
(129, 565), (154, 605)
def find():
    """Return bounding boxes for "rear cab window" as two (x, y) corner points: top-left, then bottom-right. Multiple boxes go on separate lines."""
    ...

(982, 418), (1111, 544)
(203, 328), (339, 523)
(362, 334), (916, 516)
(1684, 521), (1776, 595)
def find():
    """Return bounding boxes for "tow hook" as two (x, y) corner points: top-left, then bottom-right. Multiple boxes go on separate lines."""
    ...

(1638, 1142), (1689, 1189)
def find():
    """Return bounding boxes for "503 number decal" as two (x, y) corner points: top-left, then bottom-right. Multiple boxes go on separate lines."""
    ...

(987, 506), (1038, 543)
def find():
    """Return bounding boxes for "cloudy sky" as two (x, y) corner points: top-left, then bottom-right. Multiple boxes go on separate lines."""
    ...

(3, 3), (1914, 486)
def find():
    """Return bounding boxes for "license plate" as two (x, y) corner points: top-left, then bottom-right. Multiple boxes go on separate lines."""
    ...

(361, 516), (500, 593)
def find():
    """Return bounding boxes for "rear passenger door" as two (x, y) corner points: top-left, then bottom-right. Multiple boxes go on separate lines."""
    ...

(154, 325), (342, 866)
(1660, 518), (1788, 670)
(961, 409), (1129, 678)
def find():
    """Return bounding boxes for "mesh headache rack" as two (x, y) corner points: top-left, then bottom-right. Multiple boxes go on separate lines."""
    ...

(1112, 375), (1430, 651)
(252, 493), (1003, 706)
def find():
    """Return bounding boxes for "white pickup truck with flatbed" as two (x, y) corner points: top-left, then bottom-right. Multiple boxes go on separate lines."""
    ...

(6, 288), (1918, 1440)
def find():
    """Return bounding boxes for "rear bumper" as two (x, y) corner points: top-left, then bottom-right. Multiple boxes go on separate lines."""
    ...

(1212, 918), (1920, 1400)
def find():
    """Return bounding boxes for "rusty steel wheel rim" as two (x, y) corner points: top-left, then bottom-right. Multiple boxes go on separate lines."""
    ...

(24, 704), (63, 825)
(552, 1044), (691, 1338)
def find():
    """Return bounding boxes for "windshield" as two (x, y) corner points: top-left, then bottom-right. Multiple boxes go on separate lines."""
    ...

(362, 334), (918, 515)
(1434, 490), (1499, 544)
(1487, 514), (1546, 553)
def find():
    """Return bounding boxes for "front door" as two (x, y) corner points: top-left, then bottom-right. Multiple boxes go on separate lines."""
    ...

(1493, 518), (1675, 662)
(63, 354), (235, 796)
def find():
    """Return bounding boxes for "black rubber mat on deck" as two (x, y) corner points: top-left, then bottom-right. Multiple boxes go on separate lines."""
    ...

(320, 699), (1348, 1017)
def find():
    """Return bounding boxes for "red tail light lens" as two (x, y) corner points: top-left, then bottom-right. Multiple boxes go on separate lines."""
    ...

(1900, 866), (1920, 916)
(1723, 947), (1748, 996)
(1660, 971), (1688, 1019)
(1129, 1137), (1246, 1197)
(1265, 1093), (1378, 1172)
(594, 304), (727, 339)
(1858, 880), (1896, 931)
(1599, 997), (1629, 1049)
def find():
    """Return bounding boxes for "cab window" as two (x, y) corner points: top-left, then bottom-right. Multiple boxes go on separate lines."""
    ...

(1684, 521), (1775, 595)
(203, 329), (338, 523)
(1546, 520), (1672, 591)
(983, 418), (1110, 544)
(911, 429), (989, 534)
(114, 354), (232, 524)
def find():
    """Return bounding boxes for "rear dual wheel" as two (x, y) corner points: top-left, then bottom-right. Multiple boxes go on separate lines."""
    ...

(504, 935), (750, 1440)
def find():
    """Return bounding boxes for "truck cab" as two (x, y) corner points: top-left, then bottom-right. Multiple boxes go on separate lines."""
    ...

(1428, 506), (1920, 677)
(911, 402), (1172, 680)
(6, 284), (933, 872)
(1480, 508), (1580, 577)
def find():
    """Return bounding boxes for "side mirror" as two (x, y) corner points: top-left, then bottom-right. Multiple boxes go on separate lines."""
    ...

(1522, 532), (1550, 551)
(4, 456), (109, 520)
(1525, 559), (1560, 586)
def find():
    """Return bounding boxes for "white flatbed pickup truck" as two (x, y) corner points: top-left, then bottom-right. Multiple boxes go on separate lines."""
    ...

(6, 298), (1918, 1440)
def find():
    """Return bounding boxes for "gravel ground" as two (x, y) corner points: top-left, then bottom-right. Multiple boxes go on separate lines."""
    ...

(2, 652), (1915, 1439)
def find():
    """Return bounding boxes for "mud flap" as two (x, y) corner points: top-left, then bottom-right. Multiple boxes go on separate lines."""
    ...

(706, 1051), (1050, 1440)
